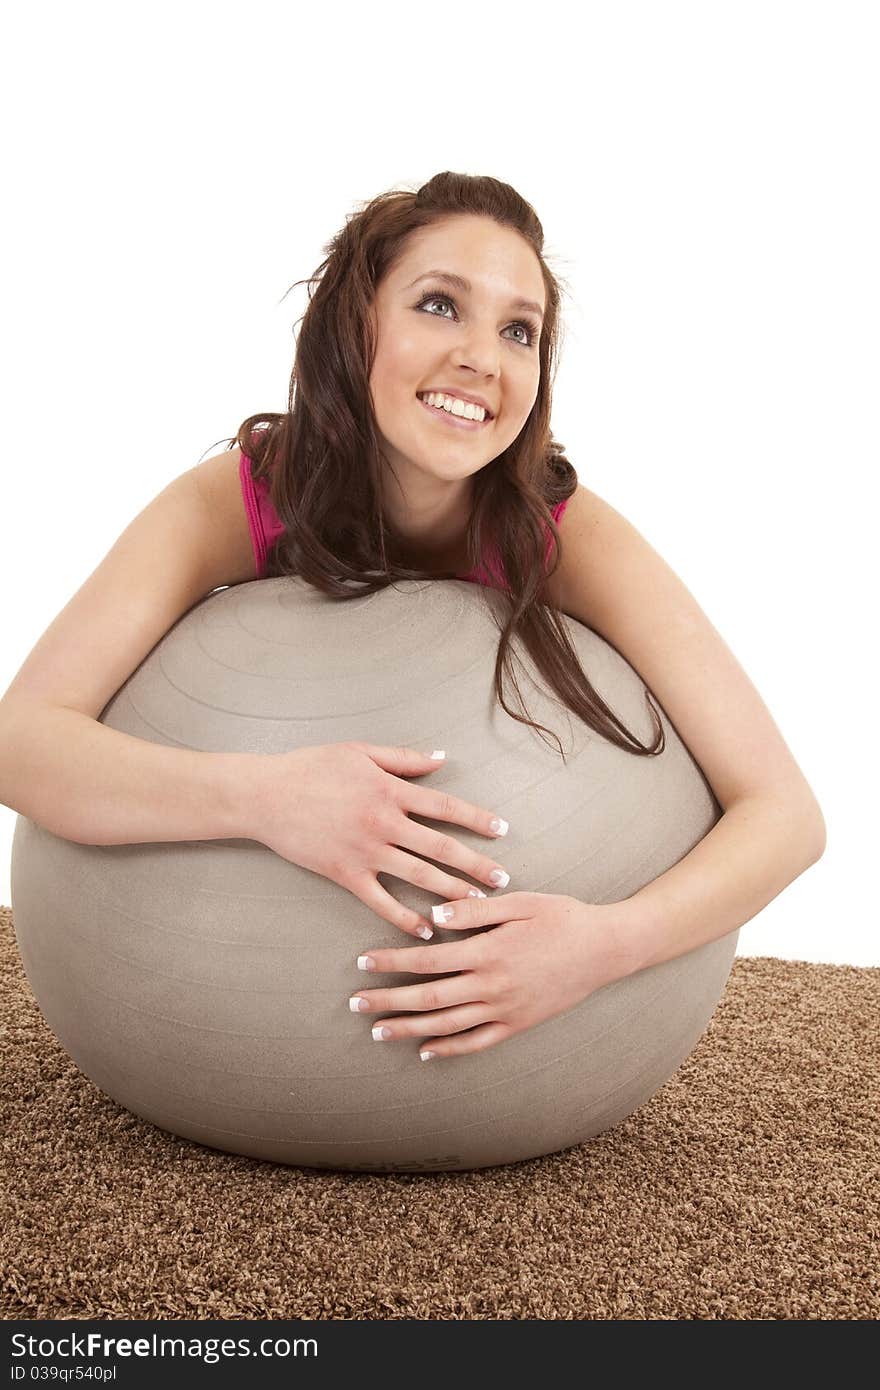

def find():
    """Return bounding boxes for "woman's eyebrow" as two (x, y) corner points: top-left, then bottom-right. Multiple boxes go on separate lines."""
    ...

(406, 269), (545, 321)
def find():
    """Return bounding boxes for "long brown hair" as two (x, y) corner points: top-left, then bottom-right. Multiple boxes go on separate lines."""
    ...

(212, 172), (664, 762)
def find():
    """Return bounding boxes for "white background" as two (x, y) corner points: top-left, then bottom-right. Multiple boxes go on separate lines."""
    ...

(1, 1), (876, 963)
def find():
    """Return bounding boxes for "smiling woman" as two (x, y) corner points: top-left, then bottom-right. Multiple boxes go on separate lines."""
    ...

(368, 216), (548, 522)
(3, 168), (825, 1174)
(221, 170), (665, 763)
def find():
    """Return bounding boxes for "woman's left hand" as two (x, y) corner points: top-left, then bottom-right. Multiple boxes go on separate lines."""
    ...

(348, 891), (627, 1060)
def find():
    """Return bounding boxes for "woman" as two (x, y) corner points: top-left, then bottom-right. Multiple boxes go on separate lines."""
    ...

(0, 171), (826, 1064)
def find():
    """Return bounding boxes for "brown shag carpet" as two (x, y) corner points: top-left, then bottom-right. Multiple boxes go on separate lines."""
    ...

(1, 905), (876, 1321)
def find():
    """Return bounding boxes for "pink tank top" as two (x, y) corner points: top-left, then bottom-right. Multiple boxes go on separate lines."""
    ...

(239, 450), (570, 593)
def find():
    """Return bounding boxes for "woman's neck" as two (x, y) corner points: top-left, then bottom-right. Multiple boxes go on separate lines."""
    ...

(384, 480), (474, 574)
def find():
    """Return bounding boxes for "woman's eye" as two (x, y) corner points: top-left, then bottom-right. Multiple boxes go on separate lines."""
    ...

(422, 296), (452, 317)
(415, 292), (537, 347)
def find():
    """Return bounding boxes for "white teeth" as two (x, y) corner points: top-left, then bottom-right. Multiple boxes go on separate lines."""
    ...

(420, 391), (487, 422)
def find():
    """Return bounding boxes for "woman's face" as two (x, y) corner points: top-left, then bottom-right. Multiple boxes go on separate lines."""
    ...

(368, 214), (546, 542)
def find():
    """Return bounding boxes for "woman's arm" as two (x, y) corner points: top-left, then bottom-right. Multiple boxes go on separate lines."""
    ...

(601, 792), (826, 977)
(543, 483), (826, 971)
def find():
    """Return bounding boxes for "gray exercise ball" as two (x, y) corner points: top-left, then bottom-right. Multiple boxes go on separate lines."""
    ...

(11, 577), (736, 1173)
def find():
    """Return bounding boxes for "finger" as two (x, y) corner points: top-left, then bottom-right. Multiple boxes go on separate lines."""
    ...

(392, 819), (512, 893)
(347, 872), (435, 940)
(356, 939), (474, 976)
(360, 1002), (496, 1041)
(349, 971), (480, 1018)
(378, 843), (505, 900)
(419, 1020), (513, 1059)
(403, 783), (510, 843)
(428, 890), (532, 932)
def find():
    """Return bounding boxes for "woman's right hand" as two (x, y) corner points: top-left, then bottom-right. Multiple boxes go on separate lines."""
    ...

(250, 741), (511, 939)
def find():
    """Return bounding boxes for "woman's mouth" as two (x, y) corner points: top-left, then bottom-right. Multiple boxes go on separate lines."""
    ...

(416, 393), (493, 432)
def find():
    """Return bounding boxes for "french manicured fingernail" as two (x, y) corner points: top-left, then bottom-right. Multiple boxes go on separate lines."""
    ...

(372, 1025), (392, 1041)
(349, 996), (368, 1012)
(490, 817), (509, 835)
(432, 904), (454, 925)
(430, 750), (446, 760)
(420, 1050), (436, 1062)
(468, 889), (487, 898)
(416, 925), (433, 940)
(489, 869), (510, 887)
(357, 955), (376, 971)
